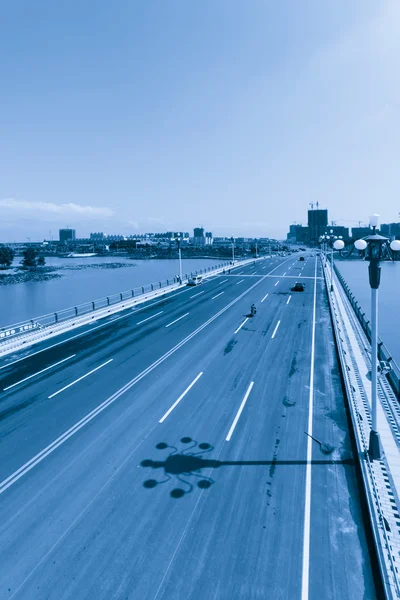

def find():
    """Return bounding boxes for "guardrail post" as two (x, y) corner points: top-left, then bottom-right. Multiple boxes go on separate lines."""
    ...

(142, 287), (144, 294)
(75, 307), (78, 316)
(54, 312), (58, 323)
(159, 282), (162, 288)
(92, 302), (95, 310)
(120, 293), (123, 301)
(107, 297), (110, 306)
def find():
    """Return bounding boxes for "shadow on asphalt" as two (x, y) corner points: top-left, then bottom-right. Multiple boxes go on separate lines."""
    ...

(140, 437), (354, 499)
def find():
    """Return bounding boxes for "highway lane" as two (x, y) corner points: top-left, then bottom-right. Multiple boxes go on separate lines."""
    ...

(0, 255), (378, 598)
(0, 258), (291, 480)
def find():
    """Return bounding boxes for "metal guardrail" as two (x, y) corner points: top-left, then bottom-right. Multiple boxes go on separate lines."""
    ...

(323, 257), (400, 599)
(333, 261), (400, 400)
(0, 262), (231, 342)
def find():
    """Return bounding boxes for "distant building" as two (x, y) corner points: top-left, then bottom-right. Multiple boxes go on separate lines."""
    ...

(308, 209), (328, 244)
(296, 227), (310, 244)
(351, 227), (371, 240)
(205, 231), (213, 245)
(59, 228), (76, 243)
(380, 222), (400, 239)
(193, 227), (206, 246)
(90, 232), (105, 240)
(286, 224), (302, 242)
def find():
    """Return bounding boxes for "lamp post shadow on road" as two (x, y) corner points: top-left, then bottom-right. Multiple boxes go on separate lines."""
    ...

(140, 437), (354, 499)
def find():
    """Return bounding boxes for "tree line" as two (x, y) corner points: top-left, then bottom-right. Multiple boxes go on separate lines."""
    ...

(0, 246), (46, 269)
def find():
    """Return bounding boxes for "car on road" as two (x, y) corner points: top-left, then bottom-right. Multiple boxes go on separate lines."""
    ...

(299, 256), (305, 261)
(187, 275), (203, 286)
(291, 282), (305, 292)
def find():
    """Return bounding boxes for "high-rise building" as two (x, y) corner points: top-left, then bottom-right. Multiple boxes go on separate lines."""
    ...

(287, 224), (302, 242)
(59, 228), (76, 243)
(296, 227), (310, 244)
(193, 227), (204, 238)
(308, 209), (328, 243)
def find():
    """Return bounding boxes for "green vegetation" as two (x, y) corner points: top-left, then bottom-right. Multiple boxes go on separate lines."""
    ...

(0, 245), (15, 268)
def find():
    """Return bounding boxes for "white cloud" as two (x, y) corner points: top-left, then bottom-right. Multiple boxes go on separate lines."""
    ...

(0, 198), (114, 218)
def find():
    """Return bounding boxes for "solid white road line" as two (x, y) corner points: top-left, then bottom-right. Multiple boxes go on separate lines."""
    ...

(274, 281), (279, 286)
(236, 279), (244, 285)
(48, 359), (113, 399)
(218, 279), (229, 285)
(271, 320), (281, 339)
(212, 292), (224, 300)
(226, 382), (254, 441)
(159, 372), (203, 423)
(286, 295), (292, 305)
(3, 355), (76, 391)
(165, 313), (189, 328)
(261, 293), (269, 302)
(136, 311), (164, 325)
(190, 290), (205, 299)
(234, 317), (249, 334)
(0, 279), (267, 496)
(301, 257), (317, 600)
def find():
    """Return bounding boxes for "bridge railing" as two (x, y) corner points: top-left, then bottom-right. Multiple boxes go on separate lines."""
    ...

(333, 262), (400, 399)
(0, 261), (231, 342)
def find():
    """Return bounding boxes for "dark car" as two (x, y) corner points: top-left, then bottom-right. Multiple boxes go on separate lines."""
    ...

(291, 282), (305, 292)
(299, 256), (305, 261)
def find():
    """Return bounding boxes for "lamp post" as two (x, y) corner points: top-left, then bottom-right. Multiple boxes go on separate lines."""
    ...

(354, 214), (400, 459)
(321, 230), (342, 291)
(176, 237), (183, 284)
(231, 236), (235, 265)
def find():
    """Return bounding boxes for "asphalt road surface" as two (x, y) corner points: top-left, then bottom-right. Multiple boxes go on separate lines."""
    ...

(0, 254), (379, 599)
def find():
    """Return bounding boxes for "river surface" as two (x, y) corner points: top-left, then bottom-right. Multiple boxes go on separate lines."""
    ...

(335, 259), (400, 367)
(0, 257), (222, 327)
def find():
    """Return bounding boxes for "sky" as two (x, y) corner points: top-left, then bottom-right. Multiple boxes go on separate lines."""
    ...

(1, 0), (399, 241)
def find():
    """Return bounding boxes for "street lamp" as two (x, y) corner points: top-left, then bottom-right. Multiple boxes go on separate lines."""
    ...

(176, 237), (183, 284)
(354, 213), (400, 459)
(231, 236), (235, 265)
(321, 230), (341, 291)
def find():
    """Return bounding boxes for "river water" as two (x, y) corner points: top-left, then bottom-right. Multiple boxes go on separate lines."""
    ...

(0, 257), (222, 327)
(335, 259), (400, 367)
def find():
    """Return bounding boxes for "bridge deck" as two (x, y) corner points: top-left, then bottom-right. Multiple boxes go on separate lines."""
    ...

(0, 255), (378, 599)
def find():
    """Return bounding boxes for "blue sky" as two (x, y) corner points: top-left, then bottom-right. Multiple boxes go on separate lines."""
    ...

(1, 0), (399, 241)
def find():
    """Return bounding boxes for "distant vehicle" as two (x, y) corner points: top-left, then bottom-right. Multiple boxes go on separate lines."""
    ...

(299, 256), (305, 261)
(299, 247), (306, 251)
(187, 275), (203, 286)
(291, 282), (305, 292)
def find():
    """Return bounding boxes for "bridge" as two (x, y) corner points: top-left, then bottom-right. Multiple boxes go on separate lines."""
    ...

(0, 253), (399, 599)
